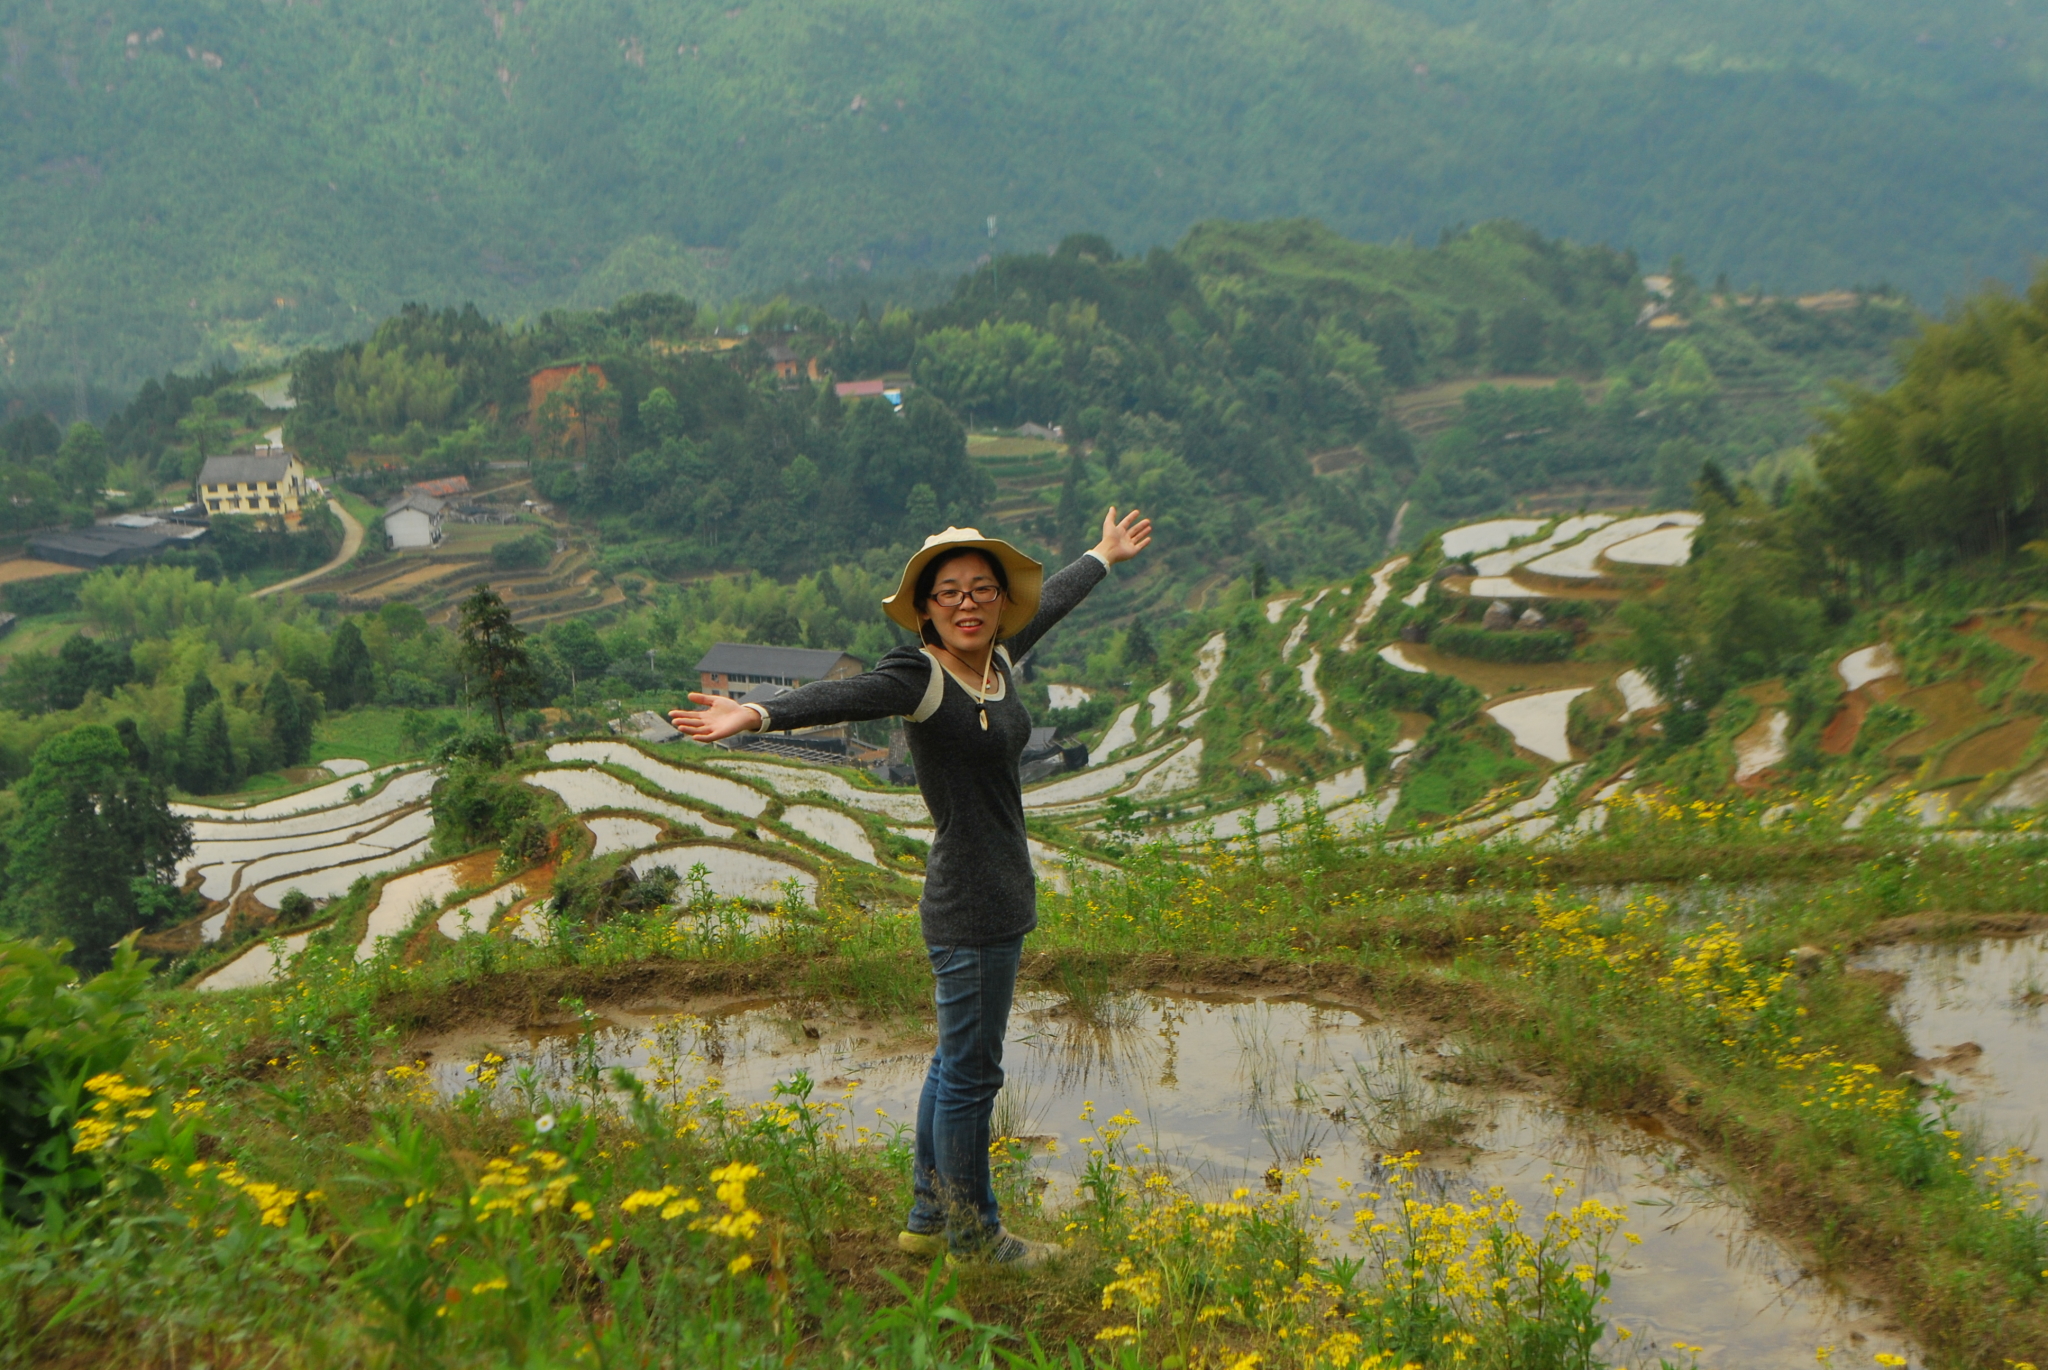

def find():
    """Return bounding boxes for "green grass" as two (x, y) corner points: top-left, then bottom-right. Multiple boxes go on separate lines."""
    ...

(8, 780), (2048, 1366)
(0, 611), (88, 664)
(312, 706), (470, 766)
(333, 489), (381, 533)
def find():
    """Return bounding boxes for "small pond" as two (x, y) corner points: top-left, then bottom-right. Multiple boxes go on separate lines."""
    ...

(411, 992), (1911, 1368)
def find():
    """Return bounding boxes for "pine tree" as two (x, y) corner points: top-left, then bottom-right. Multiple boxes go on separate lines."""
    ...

(458, 587), (539, 736)
(328, 619), (375, 709)
(181, 671), (217, 733)
(180, 699), (235, 794)
(176, 673), (225, 793)
(263, 669), (314, 766)
(1124, 619), (1157, 669)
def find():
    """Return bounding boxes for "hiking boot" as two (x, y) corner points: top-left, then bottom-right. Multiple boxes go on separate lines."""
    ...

(948, 1228), (1063, 1270)
(896, 1229), (946, 1257)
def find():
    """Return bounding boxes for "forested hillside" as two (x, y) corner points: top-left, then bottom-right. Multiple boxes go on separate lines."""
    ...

(4, 0), (2046, 404)
(46, 220), (1900, 614)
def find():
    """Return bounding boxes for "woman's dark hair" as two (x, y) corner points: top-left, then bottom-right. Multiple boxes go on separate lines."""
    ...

(914, 548), (1009, 645)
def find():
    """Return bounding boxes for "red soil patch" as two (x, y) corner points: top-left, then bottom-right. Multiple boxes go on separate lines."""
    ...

(1821, 691), (1870, 755)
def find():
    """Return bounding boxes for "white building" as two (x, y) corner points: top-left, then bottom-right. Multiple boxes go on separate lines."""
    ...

(383, 491), (446, 550)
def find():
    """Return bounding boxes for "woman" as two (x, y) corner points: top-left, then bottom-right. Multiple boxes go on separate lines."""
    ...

(670, 507), (1152, 1265)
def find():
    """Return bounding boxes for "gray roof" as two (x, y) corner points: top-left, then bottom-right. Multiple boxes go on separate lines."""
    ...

(696, 643), (859, 679)
(198, 453), (297, 486)
(31, 523), (203, 566)
(384, 491), (447, 516)
(618, 709), (682, 744)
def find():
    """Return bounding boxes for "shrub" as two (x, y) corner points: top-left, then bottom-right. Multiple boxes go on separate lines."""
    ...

(496, 817), (552, 876)
(3, 576), (81, 617)
(1432, 623), (1575, 663)
(0, 936), (153, 1220)
(491, 532), (553, 571)
(430, 764), (537, 852)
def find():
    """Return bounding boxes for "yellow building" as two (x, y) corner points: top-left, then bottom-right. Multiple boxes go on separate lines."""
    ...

(197, 451), (308, 517)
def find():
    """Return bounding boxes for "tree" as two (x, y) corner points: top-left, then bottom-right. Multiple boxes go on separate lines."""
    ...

(56, 423), (108, 501)
(175, 396), (233, 464)
(48, 634), (133, 711)
(1490, 305), (1546, 373)
(4, 725), (193, 971)
(1125, 619), (1156, 669)
(549, 618), (610, 693)
(639, 385), (682, 441)
(1056, 455), (1090, 557)
(457, 587), (539, 735)
(263, 669), (315, 766)
(179, 698), (236, 795)
(328, 619), (375, 709)
(903, 483), (939, 539)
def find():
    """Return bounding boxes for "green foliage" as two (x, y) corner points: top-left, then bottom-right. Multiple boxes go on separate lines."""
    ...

(2, 577), (80, 619)
(0, 935), (154, 1221)
(1810, 266), (2048, 572)
(1395, 732), (1534, 821)
(1, 726), (192, 972)
(457, 588), (540, 736)
(7, 0), (2045, 400)
(429, 763), (538, 856)
(332, 342), (461, 430)
(1430, 624), (1575, 664)
(490, 531), (553, 572)
(261, 669), (318, 768)
(1625, 490), (1830, 716)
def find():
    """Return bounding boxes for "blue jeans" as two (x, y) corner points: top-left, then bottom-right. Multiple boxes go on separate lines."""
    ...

(905, 935), (1023, 1251)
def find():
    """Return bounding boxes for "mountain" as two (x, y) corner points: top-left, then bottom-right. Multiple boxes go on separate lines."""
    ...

(5, 0), (2048, 402)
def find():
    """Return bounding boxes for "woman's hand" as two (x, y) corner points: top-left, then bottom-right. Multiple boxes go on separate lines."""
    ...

(669, 693), (763, 744)
(1092, 506), (1153, 566)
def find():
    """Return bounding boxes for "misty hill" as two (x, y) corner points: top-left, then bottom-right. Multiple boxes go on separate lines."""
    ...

(6, 0), (2048, 399)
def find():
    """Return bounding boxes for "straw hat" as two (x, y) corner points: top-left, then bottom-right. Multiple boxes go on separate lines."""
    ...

(882, 527), (1044, 638)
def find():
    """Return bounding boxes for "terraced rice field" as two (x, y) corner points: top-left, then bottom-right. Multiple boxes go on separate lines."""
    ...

(545, 740), (771, 817)
(523, 769), (737, 837)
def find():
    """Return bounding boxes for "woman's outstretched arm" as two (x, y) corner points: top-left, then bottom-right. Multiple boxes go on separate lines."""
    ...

(1003, 507), (1153, 661)
(670, 644), (929, 743)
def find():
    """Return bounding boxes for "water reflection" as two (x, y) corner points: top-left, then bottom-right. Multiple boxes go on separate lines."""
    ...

(410, 991), (1911, 1369)
(1854, 930), (2048, 1159)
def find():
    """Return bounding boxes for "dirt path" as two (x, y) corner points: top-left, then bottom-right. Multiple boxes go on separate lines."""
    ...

(253, 498), (364, 599)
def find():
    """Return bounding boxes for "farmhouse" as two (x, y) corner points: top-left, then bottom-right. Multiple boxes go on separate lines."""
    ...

(725, 682), (881, 763)
(383, 491), (446, 550)
(695, 643), (863, 699)
(197, 451), (308, 517)
(765, 343), (822, 383)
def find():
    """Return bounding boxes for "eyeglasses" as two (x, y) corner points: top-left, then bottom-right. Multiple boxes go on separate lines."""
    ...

(929, 584), (1004, 608)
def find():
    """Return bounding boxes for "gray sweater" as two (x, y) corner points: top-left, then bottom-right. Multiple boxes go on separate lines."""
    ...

(753, 554), (1108, 947)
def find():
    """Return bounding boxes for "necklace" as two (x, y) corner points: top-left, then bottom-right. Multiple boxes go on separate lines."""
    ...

(939, 645), (997, 730)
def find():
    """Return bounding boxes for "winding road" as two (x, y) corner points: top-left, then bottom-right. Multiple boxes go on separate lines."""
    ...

(252, 497), (364, 600)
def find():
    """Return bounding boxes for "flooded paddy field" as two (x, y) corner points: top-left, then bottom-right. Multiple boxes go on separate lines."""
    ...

(410, 990), (1913, 1368)
(1856, 928), (2048, 1164)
